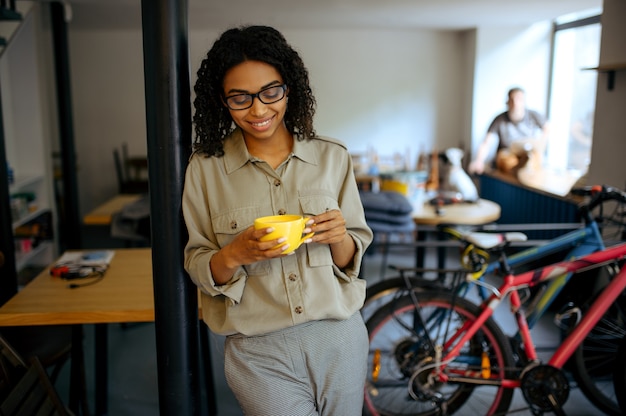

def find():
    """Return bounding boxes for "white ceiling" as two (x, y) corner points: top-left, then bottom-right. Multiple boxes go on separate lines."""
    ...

(66, 0), (602, 31)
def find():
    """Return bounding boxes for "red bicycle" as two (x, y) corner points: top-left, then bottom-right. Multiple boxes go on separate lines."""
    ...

(364, 201), (626, 415)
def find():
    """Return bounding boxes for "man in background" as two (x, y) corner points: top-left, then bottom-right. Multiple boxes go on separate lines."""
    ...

(469, 87), (549, 175)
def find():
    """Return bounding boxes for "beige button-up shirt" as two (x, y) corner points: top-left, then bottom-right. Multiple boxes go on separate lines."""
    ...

(183, 129), (373, 336)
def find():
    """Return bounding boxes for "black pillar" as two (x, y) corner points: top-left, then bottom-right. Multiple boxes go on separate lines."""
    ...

(50, 2), (81, 250)
(0, 80), (18, 305)
(140, 1), (200, 415)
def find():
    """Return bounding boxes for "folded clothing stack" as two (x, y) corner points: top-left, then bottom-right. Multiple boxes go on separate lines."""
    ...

(359, 191), (416, 233)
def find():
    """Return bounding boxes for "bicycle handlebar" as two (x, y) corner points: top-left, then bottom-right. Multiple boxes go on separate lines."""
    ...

(572, 185), (626, 213)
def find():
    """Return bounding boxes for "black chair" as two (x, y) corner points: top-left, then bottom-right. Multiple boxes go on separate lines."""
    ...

(0, 325), (91, 415)
(0, 326), (72, 384)
(0, 335), (73, 416)
(113, 144), (149, 194)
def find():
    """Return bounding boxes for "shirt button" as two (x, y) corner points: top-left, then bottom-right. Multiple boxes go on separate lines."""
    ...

(278, 209), (286, 215)
(295, 306), (303, 314)
(230, 221), (237, 230)
(288, 273), (297, 281)
(274, 179), (281, 187)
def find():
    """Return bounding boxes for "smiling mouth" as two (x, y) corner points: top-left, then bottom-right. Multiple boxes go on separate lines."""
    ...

(250, 117), (272, 128)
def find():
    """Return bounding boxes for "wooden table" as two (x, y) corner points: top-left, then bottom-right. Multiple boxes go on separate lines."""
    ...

(0, 248), (153, 415)
(0, 248), (154, 325)
(412, 198), (501, 268)
(83, 194), (141, 226)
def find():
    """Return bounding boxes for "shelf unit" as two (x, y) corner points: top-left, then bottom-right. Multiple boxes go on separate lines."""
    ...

(584, 62), (626, 90)
(1, 3), (58, 288)
(9, 174), (55, 283)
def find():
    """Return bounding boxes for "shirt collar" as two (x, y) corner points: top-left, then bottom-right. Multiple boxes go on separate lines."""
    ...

(223, 128), (319, 174)
(291, 135), (318, 166)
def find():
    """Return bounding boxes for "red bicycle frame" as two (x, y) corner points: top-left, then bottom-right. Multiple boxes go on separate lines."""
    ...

(438, 242), (626, 388)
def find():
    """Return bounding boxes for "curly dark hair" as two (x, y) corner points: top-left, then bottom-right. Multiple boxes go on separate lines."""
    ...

(192, 25), (317, 157)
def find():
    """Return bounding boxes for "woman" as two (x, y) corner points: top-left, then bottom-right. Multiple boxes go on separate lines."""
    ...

(182, 25), (373, 416)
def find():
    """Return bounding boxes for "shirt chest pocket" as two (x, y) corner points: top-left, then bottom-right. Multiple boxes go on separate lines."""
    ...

(299, 193), (340, 268)
(299, 193), (340, 217)
(213, 206), (259, 246)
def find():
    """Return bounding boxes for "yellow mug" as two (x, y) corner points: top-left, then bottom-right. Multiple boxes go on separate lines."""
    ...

(254, 215), (314, 254)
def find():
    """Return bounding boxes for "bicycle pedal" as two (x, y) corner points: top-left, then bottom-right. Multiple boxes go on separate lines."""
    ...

(554, 302), (581, 330)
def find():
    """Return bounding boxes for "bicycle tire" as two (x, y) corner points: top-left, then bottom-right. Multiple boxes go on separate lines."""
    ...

(570, 284), (626, 416)
(364, 291), (515, 416)
(363, 276), (441, 320)
(366, 276), (439, 303)
(612, 334), (626, 414)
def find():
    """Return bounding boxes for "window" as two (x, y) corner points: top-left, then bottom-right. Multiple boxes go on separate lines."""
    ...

(547, 11), (601, 174)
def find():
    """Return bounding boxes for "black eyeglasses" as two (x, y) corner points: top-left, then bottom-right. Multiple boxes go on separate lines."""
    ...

(224, 84), (287, 110)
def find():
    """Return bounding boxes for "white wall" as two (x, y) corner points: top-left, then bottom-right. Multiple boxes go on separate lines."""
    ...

(275, 29), (469, 158)
(586, 0), (626, 188)
(68, 28), (147, 210)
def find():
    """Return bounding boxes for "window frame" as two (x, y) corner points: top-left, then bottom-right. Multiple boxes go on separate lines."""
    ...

(546, 13), (601, 172)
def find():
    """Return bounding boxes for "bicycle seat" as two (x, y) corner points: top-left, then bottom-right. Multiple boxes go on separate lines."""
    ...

(462, 231), (527, 249)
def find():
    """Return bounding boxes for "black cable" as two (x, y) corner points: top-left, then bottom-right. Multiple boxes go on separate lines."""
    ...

(66, 271), (105, 289)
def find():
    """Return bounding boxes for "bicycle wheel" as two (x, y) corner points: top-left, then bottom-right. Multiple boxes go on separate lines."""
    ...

(363, 276), (441, 321)
(612, 334), (626, 414)
(570, 286), (626, 416)
(364, 291), (515, 416)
